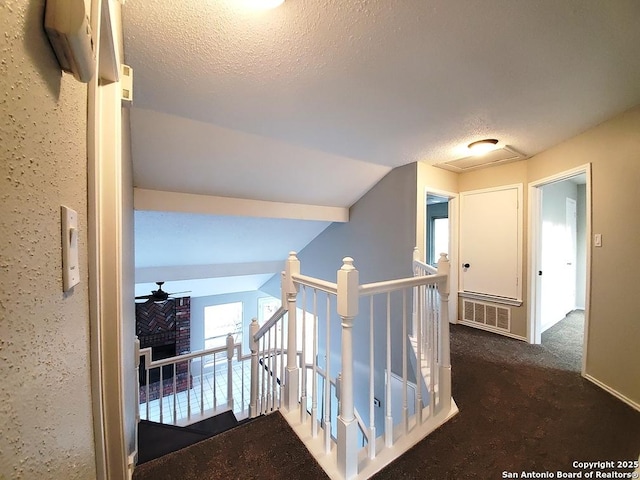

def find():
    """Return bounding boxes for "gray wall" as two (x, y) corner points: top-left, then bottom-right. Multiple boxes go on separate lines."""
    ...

(262, 163), (418, 429)
(0, 1), (96, 477)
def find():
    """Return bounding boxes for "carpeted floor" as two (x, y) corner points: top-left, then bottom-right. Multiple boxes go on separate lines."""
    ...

(133, 410), (328, 480)
(374, 312), (640, 479)
(134, 312), (640, 479)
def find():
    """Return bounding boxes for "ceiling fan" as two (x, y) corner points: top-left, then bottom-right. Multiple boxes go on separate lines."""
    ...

(135, 282), (189, 303)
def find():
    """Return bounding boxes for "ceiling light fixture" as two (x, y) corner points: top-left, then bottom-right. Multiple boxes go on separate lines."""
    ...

(468, 138), (499, 155)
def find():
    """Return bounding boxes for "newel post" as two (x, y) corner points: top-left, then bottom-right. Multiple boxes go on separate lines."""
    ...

(249, 318), (260, 418)
(337, 257), (359, 480)
(226, 334), (235, 409)
(284, 251), (300, 411)
(437, 253), (452, 412)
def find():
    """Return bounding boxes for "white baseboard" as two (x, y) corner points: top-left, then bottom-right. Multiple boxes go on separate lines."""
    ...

(458, 320), (528, 342)
(583, 373), (640, 413)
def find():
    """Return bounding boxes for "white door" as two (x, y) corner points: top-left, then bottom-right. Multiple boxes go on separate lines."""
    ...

(460, 187), (520, 300)
(540, 195), (577, 331)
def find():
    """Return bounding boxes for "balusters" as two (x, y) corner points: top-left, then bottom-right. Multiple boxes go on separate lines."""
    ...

(368, 295), (376, 459)
(187, 359), (192, 419)
(279, 314), (285, 409)
(300, 286), (307, 423)
(384, 291), (393, 448)
(324, 294), (331, 454)
(311, 289), (319, 438)
(226, 334), (234, 410)
(200, 356), (204, 417)
(172, 363), (177, 423)
(402, 289), (408, 435)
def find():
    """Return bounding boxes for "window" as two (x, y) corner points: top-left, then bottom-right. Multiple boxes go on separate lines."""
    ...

(204, 302), (243, 351)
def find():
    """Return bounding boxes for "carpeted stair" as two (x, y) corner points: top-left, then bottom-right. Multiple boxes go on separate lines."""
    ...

(137, 410), (240, 465)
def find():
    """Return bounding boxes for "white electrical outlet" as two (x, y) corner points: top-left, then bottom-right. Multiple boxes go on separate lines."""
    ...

(61, 205), (80, 291)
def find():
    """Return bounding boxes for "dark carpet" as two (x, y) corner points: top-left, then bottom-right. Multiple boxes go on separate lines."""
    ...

(137, 410), (239, 465)
(133, 411), (328, 480)
(134, 312), (640, 479)
(373, 312), (640, 479)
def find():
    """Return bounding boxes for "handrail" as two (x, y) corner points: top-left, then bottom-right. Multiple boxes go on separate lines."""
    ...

(414, 258), (437, 275)
(359, 272), (446, 296)
(353, 408), (369, 443)
(253, 306), (287, 341)
(140, 342), (242, 368)
(291, 272), (338, 295)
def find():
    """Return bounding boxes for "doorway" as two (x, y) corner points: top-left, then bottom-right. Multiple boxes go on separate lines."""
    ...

(529, 165), (591, 374)
(424, 188), (458, 324)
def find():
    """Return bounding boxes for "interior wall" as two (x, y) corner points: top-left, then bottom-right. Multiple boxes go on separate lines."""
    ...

(261, 163), (418, 429)
(528, 105), (640, 406)
(0, 1), (96, 478)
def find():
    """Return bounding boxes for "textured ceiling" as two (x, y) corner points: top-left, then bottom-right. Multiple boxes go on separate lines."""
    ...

(123, 0), (640, 296)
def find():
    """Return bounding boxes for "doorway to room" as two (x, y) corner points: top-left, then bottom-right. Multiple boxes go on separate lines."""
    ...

(529, 165), (591, 374)
(424, 188), (458, 323)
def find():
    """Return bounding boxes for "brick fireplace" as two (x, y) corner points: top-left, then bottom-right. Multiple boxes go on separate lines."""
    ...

(137, 297), (191, 403)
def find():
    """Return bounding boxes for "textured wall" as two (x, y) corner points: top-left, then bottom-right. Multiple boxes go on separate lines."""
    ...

(0, 1), (96, 478)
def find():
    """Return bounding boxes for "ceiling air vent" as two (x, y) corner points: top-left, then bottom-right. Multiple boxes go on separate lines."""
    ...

(435, 146), (526, 173)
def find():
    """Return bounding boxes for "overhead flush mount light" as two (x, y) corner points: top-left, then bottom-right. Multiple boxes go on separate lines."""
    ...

(468, 138), (499, 155)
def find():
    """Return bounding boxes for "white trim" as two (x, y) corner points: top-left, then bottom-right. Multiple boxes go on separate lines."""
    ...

(134, 188), (349, 223)
(583, 374), (640, 413)
(458, 320), (528, 342)
(527, 164), (592, 378)
(423, 186), (459, 324)
(87, 1), (107, 478)
(458, 291), (523, 307)
(135, 261), (282, 283)
(88, 1), (128, 478)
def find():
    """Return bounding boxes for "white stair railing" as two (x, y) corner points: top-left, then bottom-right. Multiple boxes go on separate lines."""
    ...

(137, 336), (249, 426)
(249, 249), (456, 480)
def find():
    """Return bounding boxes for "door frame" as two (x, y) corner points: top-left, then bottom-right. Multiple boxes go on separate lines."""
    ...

(527, 164), (592, 375)
(88, 0), (129, 478)
(424, 187), (459, 324)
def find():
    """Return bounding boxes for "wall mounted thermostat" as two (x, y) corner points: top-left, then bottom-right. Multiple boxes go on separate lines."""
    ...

(44, 0), (96, 83)
(61, 205), (80, 292)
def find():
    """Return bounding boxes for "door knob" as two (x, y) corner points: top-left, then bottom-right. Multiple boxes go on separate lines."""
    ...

(462, 263), (470, 269)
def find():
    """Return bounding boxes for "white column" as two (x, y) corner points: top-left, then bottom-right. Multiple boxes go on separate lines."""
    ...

(437, 253), (452, 413)
(249, 319), (260, 418)
(284, 252), (300, 411)
(337, 257), (359, 480)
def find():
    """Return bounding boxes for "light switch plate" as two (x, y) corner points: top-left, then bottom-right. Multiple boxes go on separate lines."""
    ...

(61, 205), (80, 291)
(594, 233), (602, 247)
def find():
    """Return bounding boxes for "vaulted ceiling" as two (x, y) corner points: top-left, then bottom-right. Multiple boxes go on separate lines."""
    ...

(124, 0), (640, 298)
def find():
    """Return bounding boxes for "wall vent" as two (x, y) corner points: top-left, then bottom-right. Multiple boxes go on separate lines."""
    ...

(463, 300), (511, 332)
(435, 146), (526, 173)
